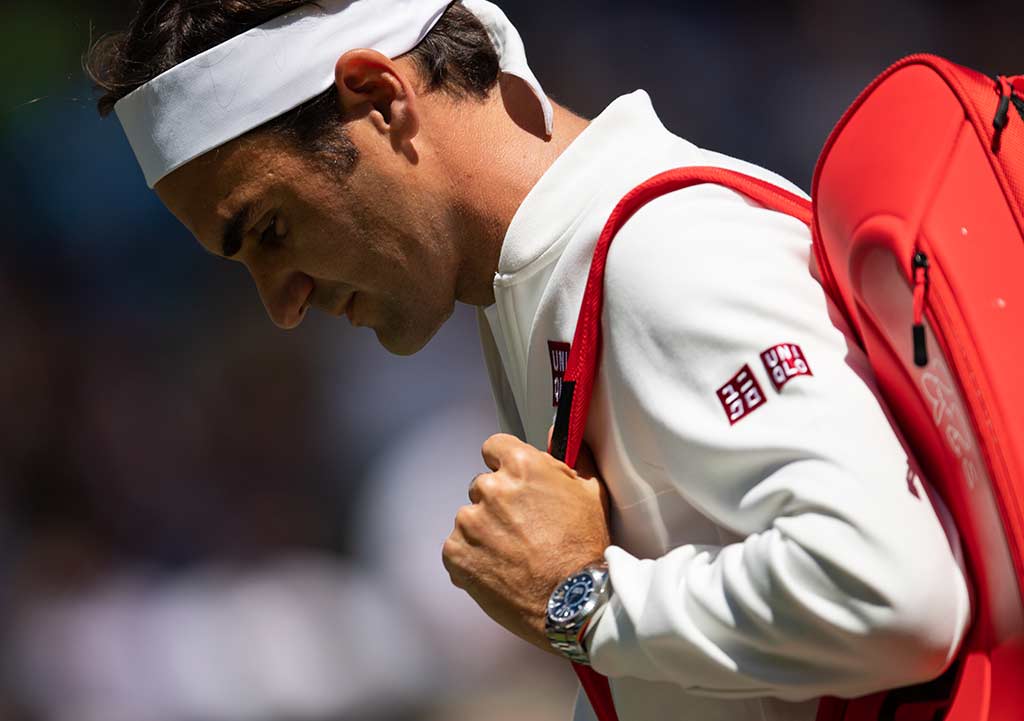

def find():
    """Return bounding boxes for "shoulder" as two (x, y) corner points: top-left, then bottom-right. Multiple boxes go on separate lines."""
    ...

(602, 181), (815, 339)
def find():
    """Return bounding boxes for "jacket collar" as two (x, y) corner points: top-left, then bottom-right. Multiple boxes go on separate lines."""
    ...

(496, 90), (681, 279)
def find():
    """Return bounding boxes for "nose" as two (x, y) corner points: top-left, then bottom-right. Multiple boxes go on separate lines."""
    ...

(250, 266), (315, 330)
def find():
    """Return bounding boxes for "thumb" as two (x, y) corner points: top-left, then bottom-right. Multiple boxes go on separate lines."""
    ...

(546, 425), (600, 480)
(546, 426), (610, 519)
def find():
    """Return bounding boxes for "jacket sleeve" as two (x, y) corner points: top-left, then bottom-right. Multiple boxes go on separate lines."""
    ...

(585, 187), (971, 702)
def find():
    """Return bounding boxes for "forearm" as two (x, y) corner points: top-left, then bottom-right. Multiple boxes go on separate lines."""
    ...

(587, 481), (970, 701)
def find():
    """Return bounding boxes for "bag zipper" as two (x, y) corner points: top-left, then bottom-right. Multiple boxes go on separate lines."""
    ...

(992, 75), (1024, 152)
(912, 251), (930, 367)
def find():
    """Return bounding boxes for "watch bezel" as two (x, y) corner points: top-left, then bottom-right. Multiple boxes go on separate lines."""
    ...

(547, 572), (601, 628)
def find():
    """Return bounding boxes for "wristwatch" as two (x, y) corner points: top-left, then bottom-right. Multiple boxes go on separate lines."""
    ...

(545, 561), (612, 665)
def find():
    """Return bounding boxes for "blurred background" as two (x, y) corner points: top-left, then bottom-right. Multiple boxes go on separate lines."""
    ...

(0, 1), (1018, 720)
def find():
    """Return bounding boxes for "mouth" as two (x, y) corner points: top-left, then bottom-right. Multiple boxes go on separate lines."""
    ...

(339, 293), (356, 323)
(298, 280), (317, 319)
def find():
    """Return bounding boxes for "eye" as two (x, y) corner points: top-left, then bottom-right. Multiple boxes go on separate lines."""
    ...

(259, 215), (286, 250)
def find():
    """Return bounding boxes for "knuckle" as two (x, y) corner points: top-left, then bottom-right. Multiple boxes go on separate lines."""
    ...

(481, 433), (506, 454)
(506, 447), (533, 473)
(441, 537), (459, 565)
(454, 504), (478, 532)
(441, 538), (468, 589)
(476, 474), (503, 499)
(467, 473), (483, 501)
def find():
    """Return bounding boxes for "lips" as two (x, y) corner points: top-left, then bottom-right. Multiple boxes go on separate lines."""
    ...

(294, 276), (316, 323)
(341, 293), (357, 325)
(308, 286), (358, 325)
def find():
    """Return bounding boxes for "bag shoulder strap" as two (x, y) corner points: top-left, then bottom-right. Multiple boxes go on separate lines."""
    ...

(551, 166), (813, 468)
(550, 166), (813, 721)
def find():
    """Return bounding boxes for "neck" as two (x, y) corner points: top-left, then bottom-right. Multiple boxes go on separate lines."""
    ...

(442, 80), (590, 306)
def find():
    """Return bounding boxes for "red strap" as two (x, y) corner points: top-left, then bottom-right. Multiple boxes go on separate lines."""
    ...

(555, 167), (813, 721)
(574, 663), (620, 721)
(560, 167), (812, 468)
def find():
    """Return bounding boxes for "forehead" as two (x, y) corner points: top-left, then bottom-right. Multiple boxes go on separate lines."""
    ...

(154, 132), (294, 249)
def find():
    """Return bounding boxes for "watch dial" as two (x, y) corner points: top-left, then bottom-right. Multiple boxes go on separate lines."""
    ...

(548, 573), (595, 624)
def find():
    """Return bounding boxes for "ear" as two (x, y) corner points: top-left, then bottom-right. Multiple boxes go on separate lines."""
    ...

(334, 48), (420, 152)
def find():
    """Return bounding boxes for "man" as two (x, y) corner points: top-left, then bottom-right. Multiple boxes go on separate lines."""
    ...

(88, 2), (970, 720)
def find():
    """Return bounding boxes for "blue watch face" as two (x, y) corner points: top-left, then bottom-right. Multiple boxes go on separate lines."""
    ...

(548, 573), (595, 623)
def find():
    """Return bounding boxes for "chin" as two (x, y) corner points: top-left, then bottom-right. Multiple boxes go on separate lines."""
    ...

(374, 324), (435, 357)
(375, 306), (451, 356)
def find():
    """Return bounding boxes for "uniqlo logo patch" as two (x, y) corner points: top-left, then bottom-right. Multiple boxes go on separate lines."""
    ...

(760, 343), (813, 392)
(548, 341), (571, 407)
(717, 365), (766, 425)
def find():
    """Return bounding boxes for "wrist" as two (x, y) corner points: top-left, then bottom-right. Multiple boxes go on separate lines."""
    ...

(544, 560), (612, 665)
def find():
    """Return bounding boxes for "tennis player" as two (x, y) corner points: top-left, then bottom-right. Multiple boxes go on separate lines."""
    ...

(88, 2), (970, 720)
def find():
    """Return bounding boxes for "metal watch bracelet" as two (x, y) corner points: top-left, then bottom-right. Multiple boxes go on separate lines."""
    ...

(545, 561), (611, 665)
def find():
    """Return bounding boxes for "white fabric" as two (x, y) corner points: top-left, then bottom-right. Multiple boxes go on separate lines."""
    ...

(115, 0), (553, 188)
(479, 91), (971, 721)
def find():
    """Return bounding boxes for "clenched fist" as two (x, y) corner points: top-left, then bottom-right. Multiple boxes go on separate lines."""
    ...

(442, 432), (611, 654)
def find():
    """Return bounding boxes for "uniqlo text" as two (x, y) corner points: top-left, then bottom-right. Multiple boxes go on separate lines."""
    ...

(717, 365), (766, 425)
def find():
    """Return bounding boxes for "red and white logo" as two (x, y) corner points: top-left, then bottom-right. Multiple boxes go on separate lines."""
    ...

(548, 341), (571, 407)
(717, 364), (766, 425)
(760, 343), (812, 392)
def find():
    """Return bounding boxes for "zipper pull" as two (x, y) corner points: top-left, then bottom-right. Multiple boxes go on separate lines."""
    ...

(993, 76), (1013, 153)
(912, 252), (930, 368)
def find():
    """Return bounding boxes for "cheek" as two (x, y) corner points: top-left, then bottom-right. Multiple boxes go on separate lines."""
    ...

(290, 210), (361, 279)
(290, 175), (447, 292)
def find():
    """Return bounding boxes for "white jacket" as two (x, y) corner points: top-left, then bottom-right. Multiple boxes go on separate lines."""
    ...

(478, 91), (970, 721)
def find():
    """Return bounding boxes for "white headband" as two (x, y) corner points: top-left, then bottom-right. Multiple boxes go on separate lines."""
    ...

(115, 0), (554, 188)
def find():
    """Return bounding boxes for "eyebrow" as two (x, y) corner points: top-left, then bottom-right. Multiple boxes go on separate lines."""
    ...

(221, 203), (255, 258)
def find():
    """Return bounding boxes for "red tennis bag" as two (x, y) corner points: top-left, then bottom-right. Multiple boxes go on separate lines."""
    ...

(550, 54), (1024, 721)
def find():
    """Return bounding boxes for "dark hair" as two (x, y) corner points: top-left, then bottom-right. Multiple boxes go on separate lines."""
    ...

(86, 1), (500, 169)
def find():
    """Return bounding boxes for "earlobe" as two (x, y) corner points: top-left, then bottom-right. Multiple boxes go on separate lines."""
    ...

(334, 49), (420, 153)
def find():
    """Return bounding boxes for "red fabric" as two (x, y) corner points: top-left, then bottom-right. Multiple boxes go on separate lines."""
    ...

(760, 343), (814, 392)
(715, 364), (768, 425)
(573, 664), (620, 721)
(558, 53), (1024, 721)
(809, 53), (1024, 721)
(558, 168), (812, 721)
(560, 167), (813, 470)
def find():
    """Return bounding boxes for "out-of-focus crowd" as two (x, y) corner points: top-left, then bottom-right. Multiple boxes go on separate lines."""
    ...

(1, 1), (1018, 719)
